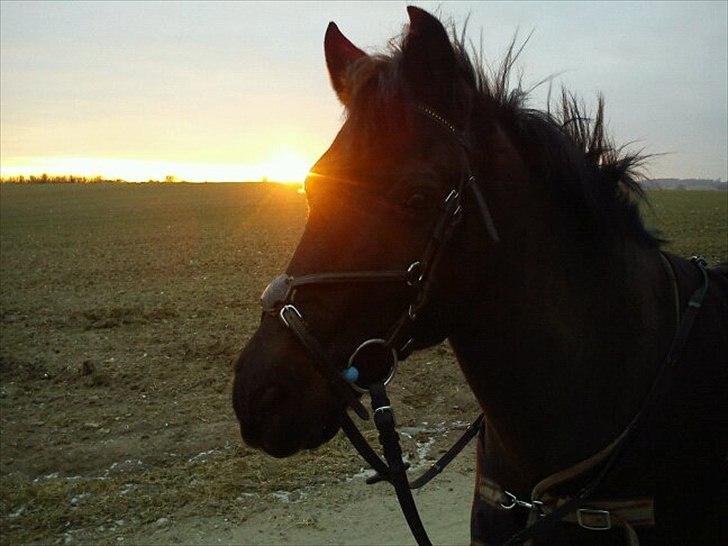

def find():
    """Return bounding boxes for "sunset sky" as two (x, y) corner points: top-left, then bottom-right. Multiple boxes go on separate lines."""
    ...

(1, 1), (726, 182)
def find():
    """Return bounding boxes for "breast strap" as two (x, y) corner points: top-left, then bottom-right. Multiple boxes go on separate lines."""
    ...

(478, 442), (654, 545)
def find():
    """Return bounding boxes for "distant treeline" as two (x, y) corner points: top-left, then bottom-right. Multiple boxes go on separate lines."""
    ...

(642, 178), (726, 191)
(1, 174), (126, 184)
(0, 174), (179, 184)
(2, 174), (725, 189)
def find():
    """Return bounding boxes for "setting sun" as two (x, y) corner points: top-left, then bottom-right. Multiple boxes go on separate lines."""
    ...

(260, 151), (312, 184)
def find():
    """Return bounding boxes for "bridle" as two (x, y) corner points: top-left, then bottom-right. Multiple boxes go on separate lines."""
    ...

(259, 104), (497, 545)
(261, 104), (499, 414)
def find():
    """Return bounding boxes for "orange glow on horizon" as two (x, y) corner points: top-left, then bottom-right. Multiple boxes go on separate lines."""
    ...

(0, 150), (314, 184)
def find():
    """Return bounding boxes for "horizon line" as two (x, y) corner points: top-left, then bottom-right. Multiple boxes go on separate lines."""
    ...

(1, 175), (725, 185)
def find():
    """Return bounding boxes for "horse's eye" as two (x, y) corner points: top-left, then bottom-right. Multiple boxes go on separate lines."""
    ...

(405, 192), (430, 211)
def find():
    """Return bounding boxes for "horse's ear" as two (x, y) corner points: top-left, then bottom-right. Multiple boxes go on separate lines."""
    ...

(402, 6), (459, 107)
(325, 22), (367, 105)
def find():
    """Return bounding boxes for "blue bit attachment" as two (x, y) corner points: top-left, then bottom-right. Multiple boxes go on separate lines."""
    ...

(342, 366), (359, 384)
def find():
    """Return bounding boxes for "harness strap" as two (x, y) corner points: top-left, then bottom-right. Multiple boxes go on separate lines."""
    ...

(663, 257), (709, 366)
(658, 252), (680, 332)
(561, 501), (645, 546)
(479, 478), (654, 528)
(508, 426), (635, 542)
(558, 497), (655, 526)
(529, 425), (631, 499)
(501, 255), (710, 545)
(479, 472), (653, 546)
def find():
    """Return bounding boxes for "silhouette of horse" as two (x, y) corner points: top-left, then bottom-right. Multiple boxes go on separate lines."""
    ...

(233, 6), (727, 545)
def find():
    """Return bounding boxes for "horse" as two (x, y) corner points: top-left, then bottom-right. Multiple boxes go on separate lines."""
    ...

(232, 6), (728, 545)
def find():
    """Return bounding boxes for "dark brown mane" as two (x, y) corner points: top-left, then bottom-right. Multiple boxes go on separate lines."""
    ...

(341, 23), (660, 248)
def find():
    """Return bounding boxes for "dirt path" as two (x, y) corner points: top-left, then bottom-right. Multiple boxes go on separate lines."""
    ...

(129, 456), (475, 546)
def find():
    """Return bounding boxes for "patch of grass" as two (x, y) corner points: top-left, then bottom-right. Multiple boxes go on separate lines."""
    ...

(0, 436), (365, 544)
(643, 190), (727, 264)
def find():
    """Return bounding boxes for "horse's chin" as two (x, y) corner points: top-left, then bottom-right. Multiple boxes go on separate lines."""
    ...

(240, 416), (341, 459)
(259, 438), (304, 459)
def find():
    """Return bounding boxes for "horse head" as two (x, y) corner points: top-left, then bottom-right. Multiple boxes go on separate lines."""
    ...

(231, 6), (514, 457)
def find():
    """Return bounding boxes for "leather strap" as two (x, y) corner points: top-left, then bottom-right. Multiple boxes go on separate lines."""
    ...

(409, 413), (484, 489)
(290, 270), (414, 289)
(467, 176), (500, 243)
(478, 479), (655, 526)
(370, 382), (432, 546)
(340, 414), (391, 478)
(343, 412), (484, 488)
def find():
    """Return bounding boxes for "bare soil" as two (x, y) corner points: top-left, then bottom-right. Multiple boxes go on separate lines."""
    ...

(0, 183), (480, 545)
(1, 183), (724, 545)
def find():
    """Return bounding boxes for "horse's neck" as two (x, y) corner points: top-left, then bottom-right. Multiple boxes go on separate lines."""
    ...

(450, 240), (676, 494)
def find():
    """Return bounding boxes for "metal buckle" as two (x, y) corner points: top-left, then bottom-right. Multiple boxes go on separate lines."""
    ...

(279, 304), (302, 328)
(444, 189), (459, 205)
(499, 491), (544, 514)
(577, 508), (611, 530)
(452, 204), (463, 220)
(406, 261), (423, 286)
(499, 491), (518, 510)
(445, 189), (463, 224)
